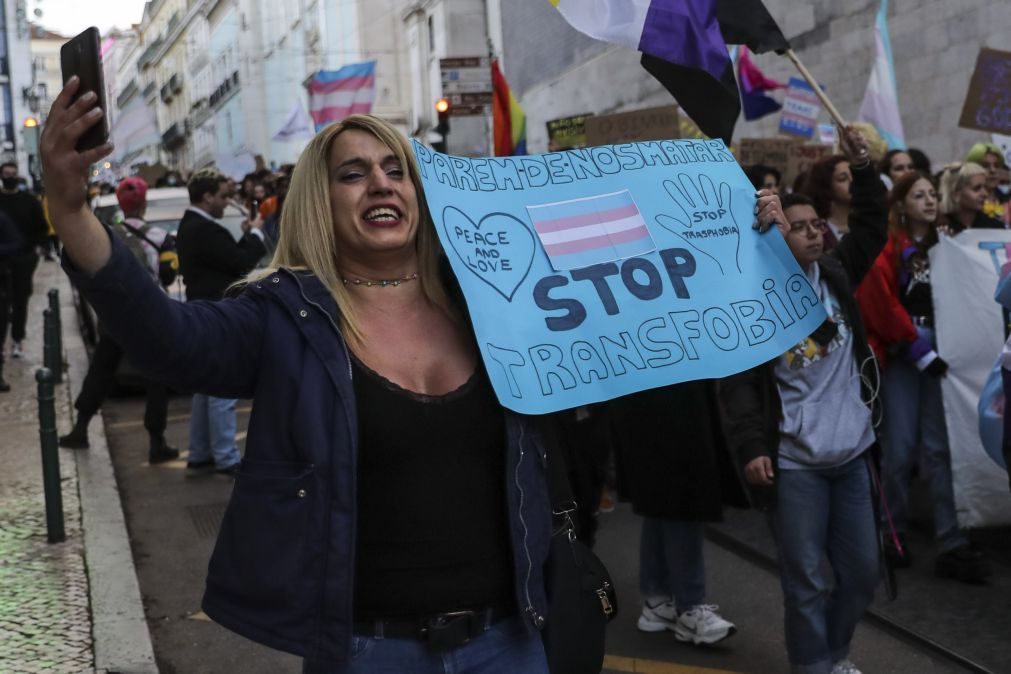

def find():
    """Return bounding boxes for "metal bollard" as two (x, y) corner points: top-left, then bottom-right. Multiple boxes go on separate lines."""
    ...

(36, 368), (66, 543)
(42, 308), (62, 384)
(47, 288), (62, 373)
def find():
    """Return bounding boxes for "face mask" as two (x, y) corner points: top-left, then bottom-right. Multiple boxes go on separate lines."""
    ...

(998, 184), (1011, 197)
(1, 177), (18, 190)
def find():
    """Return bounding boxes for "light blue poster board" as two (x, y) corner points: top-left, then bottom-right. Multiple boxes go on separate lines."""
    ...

(411, 138), (827, 414)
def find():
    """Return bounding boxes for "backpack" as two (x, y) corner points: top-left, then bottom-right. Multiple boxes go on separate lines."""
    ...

(118, 217), (179, 288)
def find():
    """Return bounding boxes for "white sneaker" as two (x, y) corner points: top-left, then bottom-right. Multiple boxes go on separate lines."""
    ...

(11, 341), (23, 359)
(636, 597), (678, 632)
(674, 604), (737, 644)
(832, 659), (862, 674)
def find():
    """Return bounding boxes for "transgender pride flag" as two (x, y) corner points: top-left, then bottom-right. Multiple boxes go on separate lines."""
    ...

(527, 191), (656, 271)
(308, 60), (377, 131)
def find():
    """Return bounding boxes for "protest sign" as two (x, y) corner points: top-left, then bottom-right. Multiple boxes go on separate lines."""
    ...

(932, 230), (1011, 527)
(785, 143), (834, 189)
(737, 138), (796, 175)
(993, 133), (1011, 167)
(958, 48), (1011, 135)
(779, 77), (820, 138)
(411, 138), (828, 414)
(584, 105), (679, 146)
(547, 114), (593, 151)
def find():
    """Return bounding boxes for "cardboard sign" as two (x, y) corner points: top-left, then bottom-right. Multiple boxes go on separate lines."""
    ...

(958, 48), (1011, 135)
(547, 114), (594, 151)
(737, 138), (797, 174)
(411, 138), (827, 414)
(584, 105), (679, 146)
(785, 144), (834, 190)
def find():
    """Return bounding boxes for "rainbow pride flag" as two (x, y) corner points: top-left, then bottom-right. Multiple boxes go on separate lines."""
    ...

(492, 59), (526, 156)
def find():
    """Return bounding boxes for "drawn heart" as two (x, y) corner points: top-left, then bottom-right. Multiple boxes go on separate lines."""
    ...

(441, 206), (536, 302)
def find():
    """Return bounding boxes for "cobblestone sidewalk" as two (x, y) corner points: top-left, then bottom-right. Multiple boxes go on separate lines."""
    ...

(0, 260), (94, 673)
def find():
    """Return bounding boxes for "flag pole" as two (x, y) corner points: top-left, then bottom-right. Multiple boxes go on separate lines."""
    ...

(783, 49), (847, 128)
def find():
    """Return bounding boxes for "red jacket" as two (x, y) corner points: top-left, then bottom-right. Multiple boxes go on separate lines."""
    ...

(856, 231), (918, 367)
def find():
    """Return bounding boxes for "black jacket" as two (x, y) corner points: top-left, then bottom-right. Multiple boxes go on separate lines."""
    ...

(176, 208), (266, 301)
(718, 163), (888, 510)
(611, 380), (747, 521)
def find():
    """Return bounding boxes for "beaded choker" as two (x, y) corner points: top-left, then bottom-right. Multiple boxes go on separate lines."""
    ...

(341, 272), (418, 288)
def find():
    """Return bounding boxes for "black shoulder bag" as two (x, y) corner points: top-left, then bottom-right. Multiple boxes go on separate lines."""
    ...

(542, 424), (618, 674)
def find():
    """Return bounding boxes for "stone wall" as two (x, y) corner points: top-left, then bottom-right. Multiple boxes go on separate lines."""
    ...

(501, 0), (1011, 168)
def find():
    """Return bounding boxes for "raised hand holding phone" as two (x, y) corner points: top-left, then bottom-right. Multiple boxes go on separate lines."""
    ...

(59, 27), (109, 152)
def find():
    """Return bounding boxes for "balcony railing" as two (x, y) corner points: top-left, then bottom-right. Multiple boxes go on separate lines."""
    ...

(116, 79), (139, 109)
(161, 122), (185, 149)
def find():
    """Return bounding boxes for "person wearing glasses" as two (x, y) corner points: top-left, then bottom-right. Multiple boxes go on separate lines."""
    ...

(720, 125), (888, 674)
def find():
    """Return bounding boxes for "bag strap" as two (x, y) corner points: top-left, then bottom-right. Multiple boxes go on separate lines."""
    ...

(537, 416), (578, 517)
(120, 218), (165, 251)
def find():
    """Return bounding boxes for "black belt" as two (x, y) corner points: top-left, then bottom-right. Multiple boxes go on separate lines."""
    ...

(353, 605), (514, 651)
(911, 315), (933, 327)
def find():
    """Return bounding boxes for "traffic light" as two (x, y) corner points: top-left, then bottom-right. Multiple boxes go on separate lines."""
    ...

(434, 98), (451, 152)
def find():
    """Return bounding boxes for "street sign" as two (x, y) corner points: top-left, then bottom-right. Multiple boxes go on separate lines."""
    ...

(440, 57), (492, 116)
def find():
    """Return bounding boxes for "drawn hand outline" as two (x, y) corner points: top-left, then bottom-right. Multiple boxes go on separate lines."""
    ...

(654, 173), (742, 275)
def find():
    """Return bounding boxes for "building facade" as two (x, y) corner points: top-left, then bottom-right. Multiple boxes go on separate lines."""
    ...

(499, 0), (1011, 166)
(3, 0), (38, 175)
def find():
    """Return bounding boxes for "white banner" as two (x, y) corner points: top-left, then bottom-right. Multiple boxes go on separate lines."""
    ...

(931, 230), (1011, 527)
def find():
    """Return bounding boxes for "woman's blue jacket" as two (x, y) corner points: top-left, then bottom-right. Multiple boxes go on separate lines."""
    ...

(66, 232), (552, 664)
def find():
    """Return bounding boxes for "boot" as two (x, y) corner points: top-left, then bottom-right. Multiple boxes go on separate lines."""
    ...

(59, 418), (90, 449)
(148, 434), (180, 464)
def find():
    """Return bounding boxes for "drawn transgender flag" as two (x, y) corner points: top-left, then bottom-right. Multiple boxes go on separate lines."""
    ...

(308, 60), (377, 131)
(527, 190), (656, 271)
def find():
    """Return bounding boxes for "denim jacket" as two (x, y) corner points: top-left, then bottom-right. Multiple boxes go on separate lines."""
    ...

(65, 232), (552, 664)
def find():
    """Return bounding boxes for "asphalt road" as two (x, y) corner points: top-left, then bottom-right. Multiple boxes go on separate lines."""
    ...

(100, 392), (974, 674)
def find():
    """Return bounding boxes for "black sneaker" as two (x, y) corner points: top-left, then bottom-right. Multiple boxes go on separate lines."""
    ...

(59, 428), (90, 450)
(215, 463), (240, 477)
(186, 459), (215, 474)
(149, 445), (181, 465)
(935, 544), (991, 584)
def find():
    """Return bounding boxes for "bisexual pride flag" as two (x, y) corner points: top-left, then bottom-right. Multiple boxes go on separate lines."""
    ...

(308, 60), (376, 131)
(527, 190), (655, 271)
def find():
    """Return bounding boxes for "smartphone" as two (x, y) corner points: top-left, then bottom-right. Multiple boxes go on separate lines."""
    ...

(60, 27), (109, 152)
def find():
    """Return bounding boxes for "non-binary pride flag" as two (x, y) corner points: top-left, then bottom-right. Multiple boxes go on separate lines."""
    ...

(308, 60), (376, 131)
(527, 190), (655, 271)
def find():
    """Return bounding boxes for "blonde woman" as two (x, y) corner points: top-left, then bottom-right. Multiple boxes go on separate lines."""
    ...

(938, 162), (1003, 233)
(41, 77), (555, 673)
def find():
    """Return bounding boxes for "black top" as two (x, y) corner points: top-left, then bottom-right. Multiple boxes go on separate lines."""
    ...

(897, 242), (933, 320)
(351, 356), (513, 619)
(0, 190), (47, 255)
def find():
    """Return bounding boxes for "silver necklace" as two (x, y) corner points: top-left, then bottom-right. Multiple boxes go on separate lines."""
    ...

(341, 272), (418, 288)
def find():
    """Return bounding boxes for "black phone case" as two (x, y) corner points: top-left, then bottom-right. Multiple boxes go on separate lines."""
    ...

(60, 26), (109, 152)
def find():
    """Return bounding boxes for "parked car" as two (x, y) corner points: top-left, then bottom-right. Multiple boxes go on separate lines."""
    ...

(73, 187), (259, 388)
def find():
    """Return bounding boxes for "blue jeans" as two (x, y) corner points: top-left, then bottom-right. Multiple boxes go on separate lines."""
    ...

(302, 616), (549, 674)
(187, 393), (240, 469)
(881, 341), (965, 552)
(638, 518), (705, 609)
(773, 456), (879, 674)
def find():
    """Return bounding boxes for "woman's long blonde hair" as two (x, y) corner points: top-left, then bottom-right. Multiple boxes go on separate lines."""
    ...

(246, 115), (450, 347)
